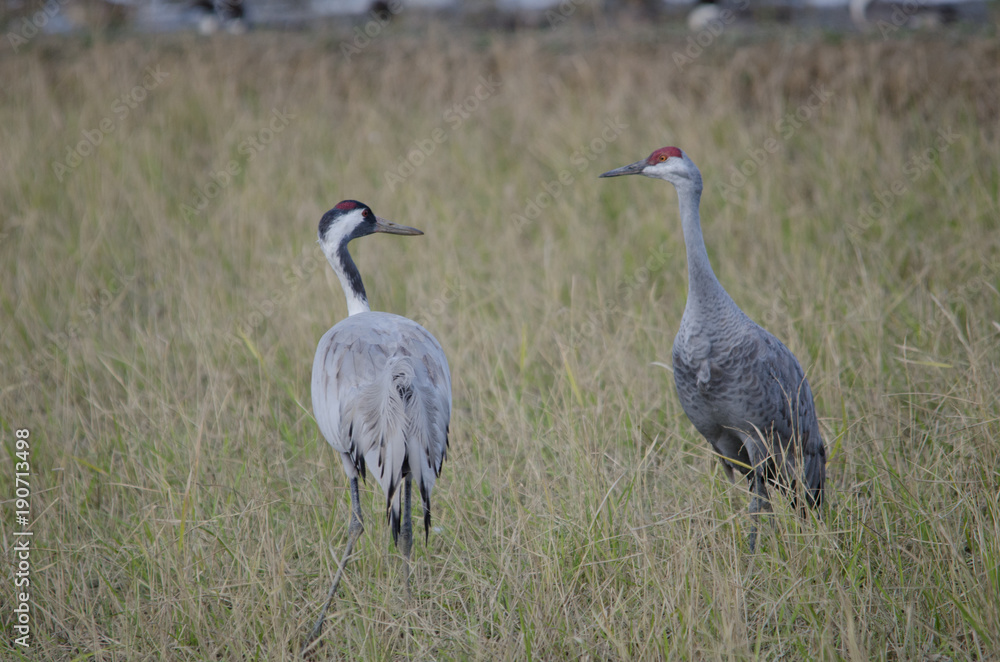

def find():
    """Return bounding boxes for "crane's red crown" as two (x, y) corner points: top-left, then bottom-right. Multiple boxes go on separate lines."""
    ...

(647, 146), (683, 164)
(334, 200), (363, 211)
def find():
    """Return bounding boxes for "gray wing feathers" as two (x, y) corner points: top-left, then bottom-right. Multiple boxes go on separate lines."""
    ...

(674, 320), (826, 508)
(405, 354), (450, 540)
(312, 312), (451, 542)
(753, 330), (826, 507)
(312, 330), (353, 464)
(353, 355), (410, 539)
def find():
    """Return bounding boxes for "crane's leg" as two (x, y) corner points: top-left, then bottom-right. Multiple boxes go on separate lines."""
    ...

(399, 477), (413, 600)
(747, 469), (771, 552)
(303, 477), (364, 651)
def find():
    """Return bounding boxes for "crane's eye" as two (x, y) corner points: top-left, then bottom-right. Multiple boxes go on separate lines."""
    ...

(659, 154), (668, 162)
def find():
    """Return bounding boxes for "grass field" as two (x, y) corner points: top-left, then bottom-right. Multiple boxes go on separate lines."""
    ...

(1, 18), (999, 661)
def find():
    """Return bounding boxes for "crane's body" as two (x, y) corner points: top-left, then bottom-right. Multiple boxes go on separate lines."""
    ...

(600, 147), (825, 549)
(672, 292), (825, 499)
(312, 311), (451, 541)
(304, 200), (450, 650)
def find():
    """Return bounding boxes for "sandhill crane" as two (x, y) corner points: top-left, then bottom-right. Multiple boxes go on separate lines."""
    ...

(600, 147), (826, 550)
(304, 200), (451, 647)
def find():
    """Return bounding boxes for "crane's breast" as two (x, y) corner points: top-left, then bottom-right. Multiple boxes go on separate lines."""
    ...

(672, 326), (771, 433)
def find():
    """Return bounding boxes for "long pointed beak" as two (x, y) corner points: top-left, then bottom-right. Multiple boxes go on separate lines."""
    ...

(374, 216), (423, 236)
(599, 159), (646, 178)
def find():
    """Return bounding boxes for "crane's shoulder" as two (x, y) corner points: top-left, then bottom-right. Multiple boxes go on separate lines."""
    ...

(749, 324), (809, 382)
(313, 312), (451, 397)
(672, 315), (775, 367)
(672, 319), (814, 400)
(319, 312), (445, 356)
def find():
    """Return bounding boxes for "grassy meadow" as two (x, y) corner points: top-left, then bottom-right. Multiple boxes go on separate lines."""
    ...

(1, 19), (999, 661)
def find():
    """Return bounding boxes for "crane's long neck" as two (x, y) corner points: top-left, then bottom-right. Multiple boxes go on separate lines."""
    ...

(675, 179), (731, 311)
(327, 240), (370, 316)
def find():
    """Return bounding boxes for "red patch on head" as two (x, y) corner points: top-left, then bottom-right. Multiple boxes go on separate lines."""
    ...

(334, 200), (361, 211)
(646, 146), (683, 165)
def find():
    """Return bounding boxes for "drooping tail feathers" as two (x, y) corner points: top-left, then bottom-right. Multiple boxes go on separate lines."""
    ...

(349, 356), (443, 546)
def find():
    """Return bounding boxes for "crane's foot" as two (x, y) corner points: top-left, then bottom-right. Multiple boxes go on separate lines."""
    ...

(400, 528), (413, 602)
(403, 557), (412, 602)
(745, 469), (771, 553)
(747, 499), (765, 553)
(746, 524), (758, 553)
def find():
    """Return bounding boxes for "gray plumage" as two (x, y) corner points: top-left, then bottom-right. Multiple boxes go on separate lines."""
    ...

(312, 311), (451, 541)
(600, 147), (825, 549)
(304, 200), (451, 650)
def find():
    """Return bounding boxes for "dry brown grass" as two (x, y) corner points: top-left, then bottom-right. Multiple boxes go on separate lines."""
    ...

(1, 21), (999, 661)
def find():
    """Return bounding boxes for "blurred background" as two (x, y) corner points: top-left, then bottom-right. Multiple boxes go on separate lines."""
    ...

(2, 0), (998, 659)
(2, 0), (994, 36)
